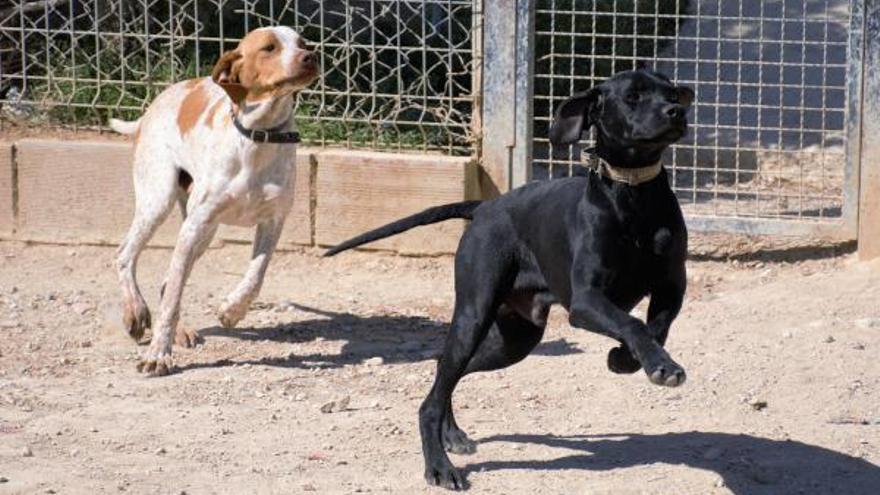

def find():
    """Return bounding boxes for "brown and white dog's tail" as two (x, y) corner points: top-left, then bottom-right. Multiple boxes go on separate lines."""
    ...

(108, 118), (142, 136)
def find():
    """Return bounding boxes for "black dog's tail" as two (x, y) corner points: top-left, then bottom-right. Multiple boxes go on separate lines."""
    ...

(324, 200), (482, 256)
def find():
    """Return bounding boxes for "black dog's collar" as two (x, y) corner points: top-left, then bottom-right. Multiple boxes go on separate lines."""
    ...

(231, 111), (301, 144)
(581, 148), (662, 186)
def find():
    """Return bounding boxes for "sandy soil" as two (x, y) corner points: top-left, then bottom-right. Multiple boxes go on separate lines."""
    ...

(1, 238), (879, 494)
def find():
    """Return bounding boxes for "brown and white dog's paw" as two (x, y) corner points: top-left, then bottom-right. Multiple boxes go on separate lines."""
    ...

(217, 301), (247, 329)
(122, 301), (151, 342)
(174, 325), (203, 348)
(136, 352), (174, 377)
(136, 335), (176, 376)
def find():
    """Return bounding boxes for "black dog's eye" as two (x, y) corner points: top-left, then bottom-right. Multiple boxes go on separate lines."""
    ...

(626, 92), (640, 103)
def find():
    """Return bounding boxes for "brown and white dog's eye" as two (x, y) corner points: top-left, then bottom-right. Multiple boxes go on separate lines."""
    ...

(261, 44), (275, 52)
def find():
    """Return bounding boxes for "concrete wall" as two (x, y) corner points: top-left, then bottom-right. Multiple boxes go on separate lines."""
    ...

(0, 139), (475, 255)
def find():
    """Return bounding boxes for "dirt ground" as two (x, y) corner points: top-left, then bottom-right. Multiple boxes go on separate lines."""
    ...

(1, 237), (879, 495)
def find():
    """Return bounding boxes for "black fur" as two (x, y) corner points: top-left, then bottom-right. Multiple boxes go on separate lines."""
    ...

(326, 69), (694, 491)
(324, 201), (482, 256)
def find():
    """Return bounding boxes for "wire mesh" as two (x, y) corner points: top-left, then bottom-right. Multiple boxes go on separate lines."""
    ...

(0, 0), (477, 155)
(533, 0), (852, 224)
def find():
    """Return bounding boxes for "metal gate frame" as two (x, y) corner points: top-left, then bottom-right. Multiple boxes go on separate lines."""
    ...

(481, 0), (878, 242)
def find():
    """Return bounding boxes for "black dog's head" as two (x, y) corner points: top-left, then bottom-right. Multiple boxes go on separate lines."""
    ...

(549, 69), (694, 167)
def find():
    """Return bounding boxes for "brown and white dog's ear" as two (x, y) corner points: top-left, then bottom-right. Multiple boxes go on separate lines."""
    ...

(211, 50), (247, 102)
(548, 86), (603, 146)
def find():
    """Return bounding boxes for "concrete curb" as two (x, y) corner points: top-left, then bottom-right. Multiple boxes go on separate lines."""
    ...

(0, 139), (475, 255)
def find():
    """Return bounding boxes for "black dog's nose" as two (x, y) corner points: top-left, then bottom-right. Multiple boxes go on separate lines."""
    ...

(665, 104), (684, 119)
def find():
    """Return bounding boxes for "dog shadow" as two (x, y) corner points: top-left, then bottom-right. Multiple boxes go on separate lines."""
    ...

(468, 431), (880, 495)
(180, 303), (582, 372)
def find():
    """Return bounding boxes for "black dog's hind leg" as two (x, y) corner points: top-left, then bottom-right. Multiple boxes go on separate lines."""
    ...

(420, 234), (515, 490)
(442, 306), (546, 455)
(421, 308), (495, 490)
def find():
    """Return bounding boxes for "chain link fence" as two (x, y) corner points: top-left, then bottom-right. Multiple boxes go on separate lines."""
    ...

(0, 0), (867, 236)
(0, 0), (477, 155)
(532, 0), (856, 232)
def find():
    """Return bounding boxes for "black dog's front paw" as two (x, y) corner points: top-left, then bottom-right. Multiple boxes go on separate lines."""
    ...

(644, 356), (686, 387)
(425, 462), (467, 491)
(607, 345), (642, 374)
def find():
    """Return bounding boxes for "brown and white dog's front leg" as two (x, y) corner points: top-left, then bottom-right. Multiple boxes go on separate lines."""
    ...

(138, 210), (219, 376)
(218, 218), (285, 328)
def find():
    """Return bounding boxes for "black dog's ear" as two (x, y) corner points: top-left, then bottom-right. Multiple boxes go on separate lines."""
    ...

(676, 86), (695, 108)
(548, 87), (602, 145)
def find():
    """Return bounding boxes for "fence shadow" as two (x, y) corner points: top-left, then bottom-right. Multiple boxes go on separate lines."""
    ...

(689, 240), (856, 263)
(179, 304), (580, 372)
(467, 431), (880, 495)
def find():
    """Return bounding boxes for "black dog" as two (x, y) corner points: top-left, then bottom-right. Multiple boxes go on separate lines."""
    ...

(326, 69), (694, 490)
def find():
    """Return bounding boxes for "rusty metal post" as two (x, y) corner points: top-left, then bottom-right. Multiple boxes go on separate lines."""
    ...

(859, 0), (880, 259)
(481, 0), (534, 197)
(511, 0), (536, 189)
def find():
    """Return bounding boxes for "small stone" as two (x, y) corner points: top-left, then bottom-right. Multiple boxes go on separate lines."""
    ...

(399, 341), (423, 352)
(81, 340), (93, 348)
(0, 476), (9, 483)
(828, 415), (869, 425)
(70, 448), (80, 457)
(823, 335), (836, 343)
(320, 396), (350, 414)
(21, 446), (33, 457)
(306, 451), (327, 461)
(155, 447), (166, 455)
(750, 399), (768, 411)
(702, 446), (724, 460)
(748, 462), (781, 484)
(855, 318), (880, 329)
(71, 302), (93, 315)
(853, 342), (866, 350)
(364, 356), (384, 366)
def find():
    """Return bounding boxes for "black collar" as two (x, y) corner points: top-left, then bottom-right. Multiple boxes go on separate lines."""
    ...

(231, 111), (301, 144)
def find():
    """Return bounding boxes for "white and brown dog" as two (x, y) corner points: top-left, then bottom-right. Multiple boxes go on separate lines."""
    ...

(110, 26), (318, 376)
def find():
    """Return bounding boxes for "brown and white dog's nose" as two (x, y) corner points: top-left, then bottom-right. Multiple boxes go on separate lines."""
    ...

(298, 50), (317, 69)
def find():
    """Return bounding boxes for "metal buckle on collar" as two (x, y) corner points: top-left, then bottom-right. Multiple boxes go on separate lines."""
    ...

(231, 110), (300, 144)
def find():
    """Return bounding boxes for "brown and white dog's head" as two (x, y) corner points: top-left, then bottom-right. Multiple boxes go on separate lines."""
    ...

(211, 26), (318, 104)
